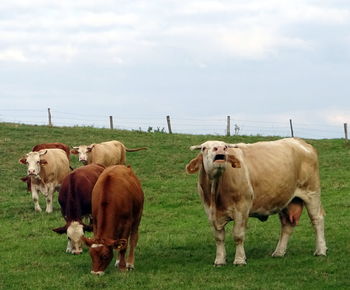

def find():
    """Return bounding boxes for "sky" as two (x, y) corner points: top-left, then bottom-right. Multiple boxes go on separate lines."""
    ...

(1, 0), (350, 138)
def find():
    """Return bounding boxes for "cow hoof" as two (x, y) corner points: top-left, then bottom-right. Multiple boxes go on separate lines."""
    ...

(314, 249), (327, 256)
(115, 260), (120, 267)
(213, 263), (226, 267)
(233, 259), (247, 265)
(272, 250), (286, 257)
(35, 208), (42, 212)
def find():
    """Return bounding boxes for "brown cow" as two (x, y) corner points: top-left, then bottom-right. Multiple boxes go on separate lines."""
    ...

(186, 138), (327, 266)
(82, 165), (144, 275)
(52, 164), (105, 254)
(19, 149), (71, 213)
(71, 140), (147, 166)
(21, 142), (71, 192)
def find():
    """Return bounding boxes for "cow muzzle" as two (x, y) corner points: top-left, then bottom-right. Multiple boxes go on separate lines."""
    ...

(213, 154), (226, 163)
(91, 271), (105, 276)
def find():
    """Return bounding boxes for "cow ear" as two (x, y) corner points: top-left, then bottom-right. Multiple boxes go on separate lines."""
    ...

(186, 154), (203, 174)
(52, 226), (67, 234)
(71, 148), (79, 155)
(40, 159), (48, 166)
(87, 144), (95, 152)
(19, 157), (27, 164)
(83, 224), (93, 232)
(81, 236), (95, 247)
(114, 239), (128, 250)
(227, 154), (241, 168)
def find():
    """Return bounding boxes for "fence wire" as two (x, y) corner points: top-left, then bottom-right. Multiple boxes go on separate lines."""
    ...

(0, 108), (347, 139)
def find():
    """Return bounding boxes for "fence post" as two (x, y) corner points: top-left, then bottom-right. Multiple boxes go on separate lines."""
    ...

(48, 108), (52, 127)
(289, 119), (294, 137)
(109, 116), (114, 130)
(344, 123), (348, 142)
(226, 116), (231, 136)
(166, 115), (172, 134)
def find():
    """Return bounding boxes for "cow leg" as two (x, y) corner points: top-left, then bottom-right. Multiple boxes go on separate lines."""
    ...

(66, 239), (73, 253)
(212, 227), (226, 266)
(31, 188), (42, 212)
(232, 211), (247, 265)
(304, 194), (327, 256)
(45, 187), (54, 213)
(272, 213), (294, 257)
(126, 231), (139, 270)
(117, 249), (127, 272)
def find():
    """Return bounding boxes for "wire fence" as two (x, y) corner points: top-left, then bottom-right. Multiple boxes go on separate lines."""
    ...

(0, 108), (348, 140)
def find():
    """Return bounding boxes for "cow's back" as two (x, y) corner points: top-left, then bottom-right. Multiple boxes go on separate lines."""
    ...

(91, 141), (125, 166)
(92, 165), (144, 238)
(228, 138), (320, 214)
(40, 149), (71, 184)
(59, 163), (105, 218)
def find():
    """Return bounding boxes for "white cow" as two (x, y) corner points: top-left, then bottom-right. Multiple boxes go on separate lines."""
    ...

(186, 138), (327, 265)
(71, 140), (147, 167)
(19, 149), (71, 213)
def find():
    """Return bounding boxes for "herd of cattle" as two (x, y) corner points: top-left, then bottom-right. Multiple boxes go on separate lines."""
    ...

(18, 138), (327, 275)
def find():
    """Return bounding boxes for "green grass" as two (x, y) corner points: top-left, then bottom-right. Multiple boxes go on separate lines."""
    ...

(0, 122), (349, 289)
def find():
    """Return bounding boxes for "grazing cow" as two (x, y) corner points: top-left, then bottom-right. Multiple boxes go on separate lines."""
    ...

(82, 165), (144, 275)
(52, 164), (105, 254)
(185, 138), (327, 266)
(71, 140), (147, 166)
(19, 149), (71, 213)
(20, 142), (71, 192)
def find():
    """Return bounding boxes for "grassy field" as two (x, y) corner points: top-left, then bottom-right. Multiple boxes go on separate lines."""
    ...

(0, 122), (349, 289)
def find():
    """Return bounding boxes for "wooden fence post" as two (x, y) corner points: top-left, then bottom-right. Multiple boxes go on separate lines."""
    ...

(166, 115), (172, 134)
(109, 116), (114, 130)
(48, 108), (52, 127)
(289, 119), (294, 137)
(344, 123), (348, 142)
(226, 116), (231, 136)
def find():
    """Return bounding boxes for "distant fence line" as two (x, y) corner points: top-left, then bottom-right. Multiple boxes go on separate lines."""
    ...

(0, 108), (348, 141)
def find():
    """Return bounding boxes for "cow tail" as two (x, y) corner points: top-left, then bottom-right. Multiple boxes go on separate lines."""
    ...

(125, 147), (148, 152)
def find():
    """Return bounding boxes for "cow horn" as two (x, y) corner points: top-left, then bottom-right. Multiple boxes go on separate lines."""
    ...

(39, 149), (48, 156)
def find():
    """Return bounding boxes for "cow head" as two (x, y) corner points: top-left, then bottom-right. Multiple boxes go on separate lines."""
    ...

(82, 237), (128, 275)
(71, 145), (95, 165)
(19, 150), (48, 177)
(186, 141), (241, 179)
(53, 221), (92, 255)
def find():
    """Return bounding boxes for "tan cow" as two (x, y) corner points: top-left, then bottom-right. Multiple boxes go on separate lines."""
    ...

(19, 149), (71, 213)
(71, 140), (147, 166)
(186, 138), (327, 266)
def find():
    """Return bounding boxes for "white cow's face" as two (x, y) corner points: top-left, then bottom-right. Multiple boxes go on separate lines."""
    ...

(67, 221), (84, 255)
(196, 141), (229, 176)
(72, 145), (94, 165)
(186, 141), (241, 178)
(21, 150), (48, 176)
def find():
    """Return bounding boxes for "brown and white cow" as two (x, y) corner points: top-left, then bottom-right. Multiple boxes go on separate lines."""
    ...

(19, 149), (71, 213)
(82, 165), (144, 275)
(71, 140), (147, 167)
(52, 164), (105, 254)
(186, 138), (327, 266)
(20, 142), (71, 192)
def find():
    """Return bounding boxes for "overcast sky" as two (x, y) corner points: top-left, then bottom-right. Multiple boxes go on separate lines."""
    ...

(1, 0), (350, 137)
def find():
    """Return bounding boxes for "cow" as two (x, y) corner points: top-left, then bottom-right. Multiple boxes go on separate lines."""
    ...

(82, 165), (144, 275)
(19, 149), (71, 213)
(20, 142), (71, 192)
(32, 142), (71, 159)
(71, 140), (147, 167)
(52, 164), (105, 254)
(185, 138), (327, 266)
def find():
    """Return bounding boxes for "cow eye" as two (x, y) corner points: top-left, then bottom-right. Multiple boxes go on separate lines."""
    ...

(202, 147), (206, 152)
(213, 147), (218, 151)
